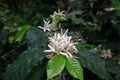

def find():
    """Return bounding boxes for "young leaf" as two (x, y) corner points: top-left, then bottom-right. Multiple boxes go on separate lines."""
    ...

(65, 58), (83, 80)
(15, 25), (32, 43)
(52, 18), (59, 26)
(47, 54), (65, 79)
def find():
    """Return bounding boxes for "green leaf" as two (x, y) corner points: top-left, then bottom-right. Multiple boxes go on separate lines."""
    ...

(76, 44), (111, 80)
(67, 11), (94, 31)
(105, 59), (120, 80)
(105, 59), (120, 73)
(4, 28), (48, 80)
(15, 25), (32, 43)
(111, 0), (120, 9)
(4, 49), (45, 80)
(47, 54), (65, 79)
(115, 71), (120, 80)
(65, 58), (83, 80)
(32, 66), (46, 80)
(52, 18), (59, 26)
(26, 28), (48, 50)
(111, 0), (120, 15)
(52, 14), (65, 26)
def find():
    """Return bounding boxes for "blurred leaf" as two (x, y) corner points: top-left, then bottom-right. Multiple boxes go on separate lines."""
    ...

(76, 44), (111, 80)
(111, 0), (120, 11)
(8, 36), (14, 44)
(67, 11), (93, 31)
(65, 58), (83, 80)
(52, 18), (59, 26)
(115, 71), (120, 80)
(26, 28), (48, 50)
(105, 59), (120, 79)
(4, 27), (48, 80)
(111, 0), (120, 16)
(67, 11), (84, 24)
(15, 25), (32, 44)
(32, 66), (46, 80)
(4, 49), (45, 80)
(52, 15), (64, 26)
(47, 55), (65, 79)
(105, 59), (120, 80)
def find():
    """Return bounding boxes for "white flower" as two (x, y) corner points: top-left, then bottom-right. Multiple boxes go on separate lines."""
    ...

(101, 49), (112, 59)
(50, 9), (66, 20)
(38, 19), (53, 32)
(44, 29), (78, 58)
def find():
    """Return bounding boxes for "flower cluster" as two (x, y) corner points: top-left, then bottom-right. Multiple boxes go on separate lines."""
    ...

(44, 29), (78, 58)
(38, 9), (78, 58)
(50, 9), (66, 20)
(38, 9), (66, 32)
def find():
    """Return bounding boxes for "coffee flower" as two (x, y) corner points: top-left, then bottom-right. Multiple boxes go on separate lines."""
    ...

(50, 9), (66, 20)
(38, 19), (53, 32)
(101, 49), (112, 59)
(44, 29), (78, 58)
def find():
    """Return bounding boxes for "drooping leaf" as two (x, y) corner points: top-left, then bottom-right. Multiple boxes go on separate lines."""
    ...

(4, 49), (45, 80)
(15, 25), (32, 44)
(65, 58), (83, 80)
(76, 44), (111, 80)
(26, 28), (48, 50)
(47, 54), (65, 79)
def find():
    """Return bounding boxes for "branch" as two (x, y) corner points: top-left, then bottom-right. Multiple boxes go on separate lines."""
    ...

(0, 40), (27, 59)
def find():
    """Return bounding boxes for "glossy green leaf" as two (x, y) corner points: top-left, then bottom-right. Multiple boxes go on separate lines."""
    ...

(76, 44), (111, 80)
(47, 54), (65, 79)
(65, 58), (83, 80)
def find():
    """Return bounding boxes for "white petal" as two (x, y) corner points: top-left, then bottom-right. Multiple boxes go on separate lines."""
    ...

(44, 50), (54, 53)
(67, 52), (73, 58)
(38, 26), (44, 29)
(60, 52), (69, 58)
(48, 44), (55, 52)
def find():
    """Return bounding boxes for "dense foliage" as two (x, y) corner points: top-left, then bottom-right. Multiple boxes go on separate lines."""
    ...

(0, 0), (120, 80)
